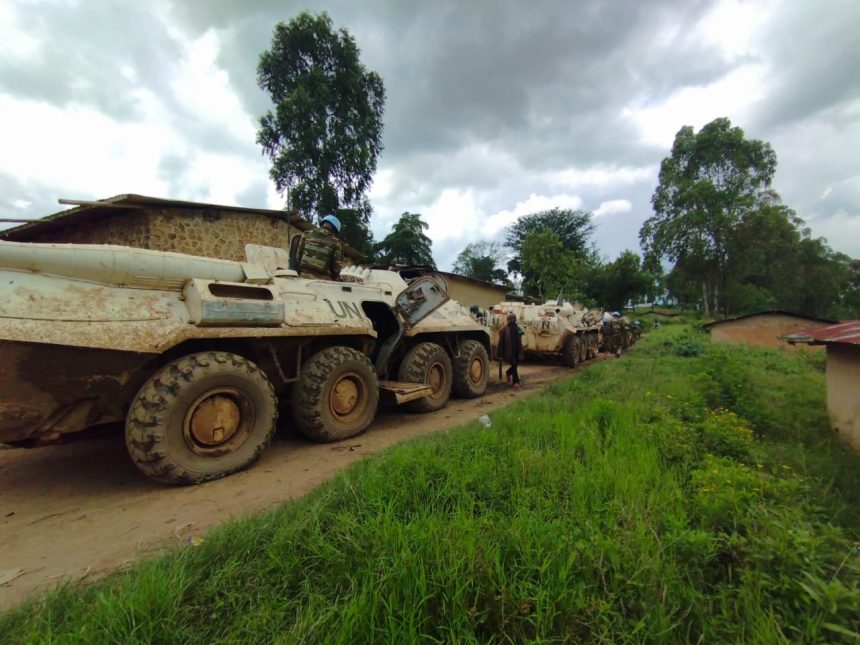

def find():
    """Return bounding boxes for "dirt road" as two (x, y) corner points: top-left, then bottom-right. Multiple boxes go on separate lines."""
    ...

(0, 361), (587, 610)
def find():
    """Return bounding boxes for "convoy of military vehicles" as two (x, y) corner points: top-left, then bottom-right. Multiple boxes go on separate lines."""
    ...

(0, 238), (639, 485)
(473, 301), (639, 366)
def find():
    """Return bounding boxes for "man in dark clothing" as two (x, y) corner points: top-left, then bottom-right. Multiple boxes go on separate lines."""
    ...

(497, 312), (523, 388)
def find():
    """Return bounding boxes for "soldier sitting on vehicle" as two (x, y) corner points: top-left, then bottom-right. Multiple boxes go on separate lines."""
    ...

(295, 214), (343, 280)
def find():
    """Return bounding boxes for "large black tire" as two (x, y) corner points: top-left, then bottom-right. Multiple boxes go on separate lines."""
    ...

(579, 335), (588, 363)
(125, 352), (277, 485)
(452, 340), (489, 399)
(292, 346), (379, 442)
(562, 335), (580, 368)
(399, 342), (453, 413)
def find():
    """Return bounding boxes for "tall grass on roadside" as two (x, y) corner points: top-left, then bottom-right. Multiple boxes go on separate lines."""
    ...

(2, 325), (859, 643)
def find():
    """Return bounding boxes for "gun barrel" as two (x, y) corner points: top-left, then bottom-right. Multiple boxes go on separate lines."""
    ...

(0, 240), (247, 289)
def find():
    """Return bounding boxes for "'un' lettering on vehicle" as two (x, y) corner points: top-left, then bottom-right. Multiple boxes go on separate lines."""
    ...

(325, 300), (366, 320)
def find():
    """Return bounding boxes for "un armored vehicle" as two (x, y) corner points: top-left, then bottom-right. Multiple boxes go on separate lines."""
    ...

(599, 314), (637, 354)
(0, 241), (490, 484)
(485, 301), (601, 367)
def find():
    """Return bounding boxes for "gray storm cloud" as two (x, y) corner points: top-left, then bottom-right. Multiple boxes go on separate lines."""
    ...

(1, 0), (858, 264)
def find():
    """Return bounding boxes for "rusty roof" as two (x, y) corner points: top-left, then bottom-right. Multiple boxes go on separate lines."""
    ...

(0, 193), (362, 260)
(782, 321), (860, 346)
(701, 309), (837, 328)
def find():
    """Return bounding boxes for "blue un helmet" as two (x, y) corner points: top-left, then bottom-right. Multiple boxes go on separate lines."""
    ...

(321, 214), (342, 234)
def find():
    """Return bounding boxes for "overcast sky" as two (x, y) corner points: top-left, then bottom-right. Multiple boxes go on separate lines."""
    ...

(1, 0), (858, 270)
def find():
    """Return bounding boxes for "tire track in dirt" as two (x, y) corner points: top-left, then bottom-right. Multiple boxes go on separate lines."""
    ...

(0, 358), (613, 611)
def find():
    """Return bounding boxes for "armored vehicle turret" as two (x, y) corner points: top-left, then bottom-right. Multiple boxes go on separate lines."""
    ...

(0, 240), (490, 484)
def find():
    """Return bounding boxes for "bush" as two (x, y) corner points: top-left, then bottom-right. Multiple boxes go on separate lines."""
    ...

(637, 325), (707, 358)
(697, 409), (755, 461)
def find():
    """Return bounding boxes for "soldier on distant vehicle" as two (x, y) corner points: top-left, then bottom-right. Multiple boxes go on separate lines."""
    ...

(296, 214), (343, 280)
(497, 312), (524, 388)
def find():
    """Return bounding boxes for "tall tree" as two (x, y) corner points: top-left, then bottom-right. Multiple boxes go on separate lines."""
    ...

(795, 237), (853, 319)
(520, 230), (578, 301)
(641, 251), (666, 305)
(725, 201), (805, 311)
(839, 257), (860, 317)
(374, 212), (435, 267)
(452, 241), (509, 285)
(257, 12), (385, 223)
(334, 208), (376, 261)
(588, 251), (654, 311)
(505, 208), (595, 295)
(640, 117), (777, 317)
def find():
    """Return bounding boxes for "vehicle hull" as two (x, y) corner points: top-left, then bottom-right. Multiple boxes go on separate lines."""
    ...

(0, 340), (154, 444)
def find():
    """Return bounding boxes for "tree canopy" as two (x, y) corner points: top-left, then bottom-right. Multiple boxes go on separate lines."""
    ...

(641, 117), (859, 320)
(640, 117), (776, 317)
(520, 230), (574, 301)
(374, 212), (435, 267)
(257, 12), (385, 223)
(452, 242), (510, 285)
(505, 208), (595, 297)
(335, 208), (376, 260)
(587, 251), (654, 312)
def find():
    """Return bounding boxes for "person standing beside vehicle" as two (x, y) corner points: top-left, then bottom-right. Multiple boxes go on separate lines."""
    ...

(296, 214), (343, 280)
(497, 312), (524, 388)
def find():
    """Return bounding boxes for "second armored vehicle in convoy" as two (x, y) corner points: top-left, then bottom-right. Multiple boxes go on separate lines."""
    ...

(0, 240), (491, 484)
(484, 301), (602, 367)
(599, 313), (637, 355)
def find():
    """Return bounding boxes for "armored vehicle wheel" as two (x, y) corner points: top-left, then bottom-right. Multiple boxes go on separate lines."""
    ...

(292, 346), (379, 442)
(579, 336), (588, 363)
(125, 352), (278, 485)
(452, 340), (489, 399)
(562, 335), (580, 368)
(399, 342), (453, 413)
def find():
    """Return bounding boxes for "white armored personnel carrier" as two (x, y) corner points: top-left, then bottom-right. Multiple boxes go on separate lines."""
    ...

(0, 241), (490, 484)
(485, 301), (601, 367)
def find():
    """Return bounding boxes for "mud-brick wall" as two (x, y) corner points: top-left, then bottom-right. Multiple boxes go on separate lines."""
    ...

(20, 208), (296, 261)
(145, 209), (293, 260)
(444, 275), (509, 309)
(826, 344), (860, 453)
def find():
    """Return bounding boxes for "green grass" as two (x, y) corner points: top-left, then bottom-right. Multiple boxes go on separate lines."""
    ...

(2, 326), (860, 643)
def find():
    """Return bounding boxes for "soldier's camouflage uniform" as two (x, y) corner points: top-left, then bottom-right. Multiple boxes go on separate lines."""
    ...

(296, 227), (343, 280)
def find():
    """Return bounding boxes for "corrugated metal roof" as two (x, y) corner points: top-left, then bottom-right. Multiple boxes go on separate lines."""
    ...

(782, 321), (860, 346)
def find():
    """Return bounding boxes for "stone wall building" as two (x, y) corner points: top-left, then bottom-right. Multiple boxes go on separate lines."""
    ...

(702, 311), (834, 350)
(0, 194), (362, 262)
(784, 322), (860, 454)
